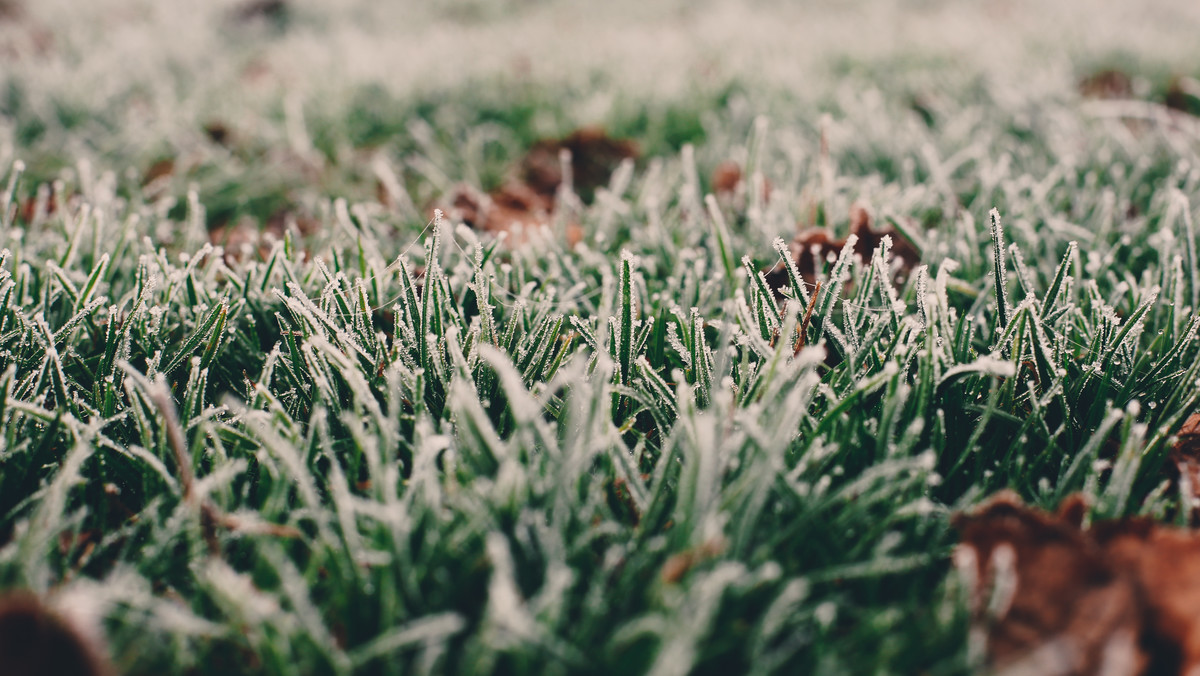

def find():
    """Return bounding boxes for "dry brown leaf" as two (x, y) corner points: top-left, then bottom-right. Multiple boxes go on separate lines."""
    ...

(710, 159), (772, 208)
(138, 157), (177, 202)
(16, 183), (61, 226)
(443, 127), (633, 247)
(443, 183), (550, 240)
(1169, 413), (1200, 524)
(209, 219), (262, 264)
(203, 121), (233, 147)
(141, 157), (175, 189)
(764, 201), (920, 299)
(1092, 518), (1200, 674)
(1165, 76), (1200, 116)
(952, 491), (1145, 675)
(518, 126), (638, 203)
(1079, 69), (1135, 100)
(711, 160), (743, 196)
(0, 592), (114, 676)
(954, 491), (1200, 674)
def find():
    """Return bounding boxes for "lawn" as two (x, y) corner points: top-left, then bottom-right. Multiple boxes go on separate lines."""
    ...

(2, 1), (1200, 674)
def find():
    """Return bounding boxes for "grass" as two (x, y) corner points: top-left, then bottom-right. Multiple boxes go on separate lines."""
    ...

(3, 1), (1200, 674)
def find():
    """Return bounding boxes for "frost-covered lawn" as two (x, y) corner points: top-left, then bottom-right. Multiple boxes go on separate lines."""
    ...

(2, 1), (1200, 674)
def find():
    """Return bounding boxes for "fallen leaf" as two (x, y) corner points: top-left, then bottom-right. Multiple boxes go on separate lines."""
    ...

(952, 491), (1145, 675)
(518, 126), (638, 203)
(441, 128), (635, 247)
(1169, 413), (1200, 524)
(203, 121), (233, 147)
(209, 219), (262, 264)
(16, 183), (60, 226)
(711, 159), (743, 196)
(265, 207), (321, 238)
(711, 159), (772, 207)
(0, 591), (114, 676)
(1079, 69), (1134, 100)
(1165, 76), (1200, 117)
(764, 201), (920, 298)
(954, 491), (1200, 674)
(490, 180), (555, 215)
(1092, 518), (1200, 674)
(142, 157), (175, 187)
(444, 183), (548, 237)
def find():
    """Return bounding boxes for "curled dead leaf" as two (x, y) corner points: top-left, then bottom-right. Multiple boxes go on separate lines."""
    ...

(141, 157), (175, 189)
(1092, 518), (1200, 673)
(0, 592), (114, 676)
(519, 126), (638, 203)
(1170, 413), (1200, 524)
(952, 491), (1143, 675)
(954, 491), (1200, 675)
(711, 159), (772, 208)
(1166, 76), (1200, 117)
(764, 201), (920, 298)
(443, 183), (550, 240)
(203, 121), (233, 147)
(1079, 69), (1135, 101)
(442, 127), (634, 247)
(209, 219), (262, 265)
(711, 160), (743, 196)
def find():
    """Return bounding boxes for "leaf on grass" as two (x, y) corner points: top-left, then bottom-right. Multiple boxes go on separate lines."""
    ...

(209, 207), (318, 264)
(1092, 518), (1200, 674)
(16, 183), (62, 226)
(446, 182), (555, 238)
(443, 127), (636, 247)
(264, 207), (321, 238)
(1165, 76), (1200, 117)
(208, 220), (265, 264)
(141, 157), (175, 188)
(519, 126), (638, 203)
(203, 121), (233, 147)
(0, 591), (114, 676)
(953, 491), (1200, 675)
(1169, 413), (1200, 524)
(711, 159), (743, 196)
(1078, 69), (1134, 100)
(710, 159), (771, 207)
(764, 201), (920, 296)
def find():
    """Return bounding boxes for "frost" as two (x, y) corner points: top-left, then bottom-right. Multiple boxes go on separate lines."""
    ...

(815, 601), (837, 629)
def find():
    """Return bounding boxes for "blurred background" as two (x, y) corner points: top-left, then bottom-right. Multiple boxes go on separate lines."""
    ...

(1, 0), (1198, 232)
